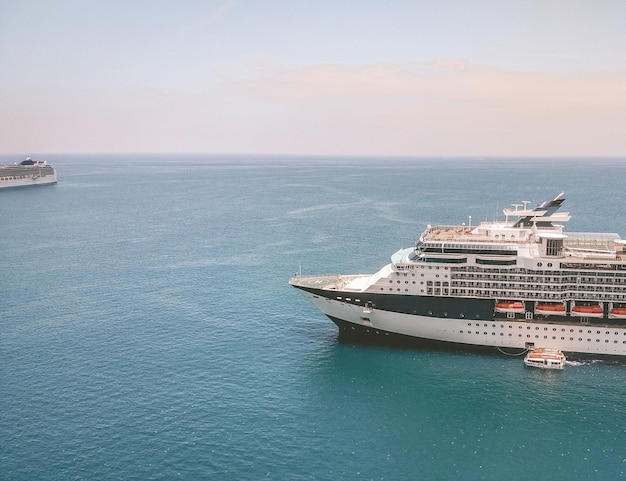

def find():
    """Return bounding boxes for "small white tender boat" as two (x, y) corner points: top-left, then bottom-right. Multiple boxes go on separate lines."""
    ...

(524, 348), (566, 370)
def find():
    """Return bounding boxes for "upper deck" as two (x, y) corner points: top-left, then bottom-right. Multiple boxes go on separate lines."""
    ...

(417, 193), (625, 263)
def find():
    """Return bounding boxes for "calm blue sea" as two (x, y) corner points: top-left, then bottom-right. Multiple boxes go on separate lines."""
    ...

(1, 155), (626, 480)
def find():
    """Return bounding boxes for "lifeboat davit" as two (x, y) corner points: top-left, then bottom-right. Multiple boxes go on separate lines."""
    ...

(609, 307), (626, 319)
(495, 301), (524, 313)
(572, 304), (604, 318)
(535, 303), (566, 316)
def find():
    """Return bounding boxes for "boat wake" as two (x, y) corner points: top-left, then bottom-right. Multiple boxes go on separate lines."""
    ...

(565, 360), (585, 367)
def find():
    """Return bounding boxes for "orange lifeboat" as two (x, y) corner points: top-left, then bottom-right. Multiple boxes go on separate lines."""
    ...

(535, 303), (566, 316)
(609, 307), (626, 319)
(524, 348), (566, 369)
(572, 304), (603, 318)
(495, 301), (524, 313)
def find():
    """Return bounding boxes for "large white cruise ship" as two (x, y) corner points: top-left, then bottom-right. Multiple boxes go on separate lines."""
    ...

(0, 157), (57, 189)
(289, 193), (626, 357)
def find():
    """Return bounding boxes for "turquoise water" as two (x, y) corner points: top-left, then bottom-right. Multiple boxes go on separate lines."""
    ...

(1, 155), (625, 480)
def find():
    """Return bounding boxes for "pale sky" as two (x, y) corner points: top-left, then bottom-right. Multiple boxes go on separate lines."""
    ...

(1, 0), (625, 156)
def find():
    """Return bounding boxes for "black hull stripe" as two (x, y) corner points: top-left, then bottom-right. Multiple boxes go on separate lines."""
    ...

(294, 285), (626, 326)
(294, 285), (493, 320)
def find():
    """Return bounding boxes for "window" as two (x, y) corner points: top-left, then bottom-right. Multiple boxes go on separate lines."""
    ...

(546, 239), (563, 257)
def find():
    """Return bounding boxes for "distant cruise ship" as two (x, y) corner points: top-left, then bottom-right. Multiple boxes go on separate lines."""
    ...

(290, 193), (626, 357)
(0, 157), (57, 189)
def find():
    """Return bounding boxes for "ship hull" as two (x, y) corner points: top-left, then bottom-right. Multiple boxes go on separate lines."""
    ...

(293, 285), (626, 357)
(0, 173), (57, 189)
